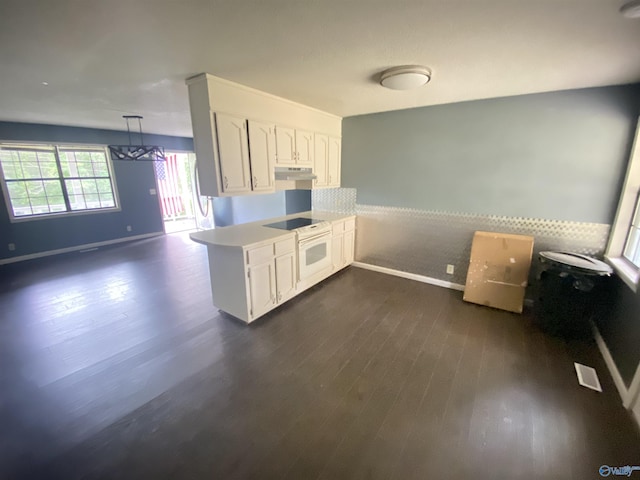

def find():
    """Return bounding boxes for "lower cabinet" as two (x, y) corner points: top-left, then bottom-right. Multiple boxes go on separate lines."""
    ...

(332, 217), (356, 271)
(247, 259), (277, 319)
(204, 216), (355, 324)
(246, 237), (297, 321)
(275, 251), (297, 303)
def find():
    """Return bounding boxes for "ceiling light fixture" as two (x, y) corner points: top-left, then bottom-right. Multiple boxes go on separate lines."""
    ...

(620, 0), (640, 18)
(380, 65), (431, 90)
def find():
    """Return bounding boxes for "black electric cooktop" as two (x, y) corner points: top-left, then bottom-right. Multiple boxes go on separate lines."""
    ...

(263, 217), (324, 231)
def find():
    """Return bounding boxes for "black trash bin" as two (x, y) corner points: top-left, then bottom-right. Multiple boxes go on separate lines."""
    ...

(536, 252), (613, 338)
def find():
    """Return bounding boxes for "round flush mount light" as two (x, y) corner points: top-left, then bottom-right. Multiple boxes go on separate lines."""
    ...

(380, 65), (431, 90)
(620, 0), (640, 18)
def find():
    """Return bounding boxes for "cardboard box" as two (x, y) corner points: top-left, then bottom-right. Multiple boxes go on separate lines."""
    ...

(463, 231), (534, 313)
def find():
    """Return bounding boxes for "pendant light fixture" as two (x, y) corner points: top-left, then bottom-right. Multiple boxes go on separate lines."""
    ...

(380, 65), (432, 90)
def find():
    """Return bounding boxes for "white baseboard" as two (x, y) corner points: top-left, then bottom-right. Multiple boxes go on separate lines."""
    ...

(351, 261), (465, 291)
(0, 232), (164, 265)
(593, 323), (629, 405)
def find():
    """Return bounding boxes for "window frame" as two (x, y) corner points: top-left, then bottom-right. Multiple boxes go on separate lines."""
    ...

(606, 117), (640, 292)
(0, 142), (121, 223)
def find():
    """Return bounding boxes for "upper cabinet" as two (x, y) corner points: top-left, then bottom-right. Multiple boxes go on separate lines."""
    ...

(247, 120), (276, 192)
(314, 134), (341, 188)
(186, 74), (342, 197)
(274, 127), (314, 167)
(215, 113), (252, 194)
(274, 126), (296, 165)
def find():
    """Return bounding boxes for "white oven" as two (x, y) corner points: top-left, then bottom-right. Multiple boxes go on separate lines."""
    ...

(297, 225), (332, 281)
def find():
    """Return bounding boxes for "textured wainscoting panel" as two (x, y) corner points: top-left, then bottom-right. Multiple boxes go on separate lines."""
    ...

(354, 205), (611, 290)
(312, 188), (357, 215)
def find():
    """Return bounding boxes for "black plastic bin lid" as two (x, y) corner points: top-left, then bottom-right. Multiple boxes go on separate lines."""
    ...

(539, 251), (613, 276)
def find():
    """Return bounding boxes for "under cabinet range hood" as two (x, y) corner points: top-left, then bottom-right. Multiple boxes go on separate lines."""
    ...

(274, 167), (316, 190)
(274, 167), (317, 181)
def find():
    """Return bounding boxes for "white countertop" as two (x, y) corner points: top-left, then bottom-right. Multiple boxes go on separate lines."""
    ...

(189, 210), (355, 247)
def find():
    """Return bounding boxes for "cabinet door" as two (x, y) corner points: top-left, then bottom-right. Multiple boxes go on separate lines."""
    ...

(215, 113), (251, 194)
(248, 260), (276, 319)
(247, 120), (276, 193)
(275, 252), (297, 303)
(314, 134), (329, 188)
(344, 229), (355, 265)
(295, 130), (314, 166)
(328, 137), (341, 187)
(332, 233), (344, 271)
(275, 126), (296, 165)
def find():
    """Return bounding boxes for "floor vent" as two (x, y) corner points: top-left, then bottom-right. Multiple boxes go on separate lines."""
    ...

(574, 362), (602, 392)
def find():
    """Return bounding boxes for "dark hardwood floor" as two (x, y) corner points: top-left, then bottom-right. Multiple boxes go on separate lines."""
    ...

(1, 233), (638, 479)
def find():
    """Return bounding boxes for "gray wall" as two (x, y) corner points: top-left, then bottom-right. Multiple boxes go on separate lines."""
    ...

(343, 85), (640, 224)
(341, 84), (640, 392)
(213, 190), (312, 227)
(0, 121), (193, 261)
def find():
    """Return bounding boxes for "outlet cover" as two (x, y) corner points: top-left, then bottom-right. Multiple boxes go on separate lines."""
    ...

(126, 225), (132, 232)
(149, 188), (157, 195)
(446, 264), (455, 275)
(8, 243), (15, 251)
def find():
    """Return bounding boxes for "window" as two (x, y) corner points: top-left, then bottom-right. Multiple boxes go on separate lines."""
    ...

(622, 194), (640, 267)
(606, 118), (640, 291)
(0, 144), (119, 220)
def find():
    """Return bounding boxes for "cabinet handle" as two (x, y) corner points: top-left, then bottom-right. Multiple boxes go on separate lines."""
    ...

(278, 292), (282, 302)
(271, 295), (276, 304)
(328, 175), (332, 184)
(253, 176), (258, 188)
(224, 176), (229, 189)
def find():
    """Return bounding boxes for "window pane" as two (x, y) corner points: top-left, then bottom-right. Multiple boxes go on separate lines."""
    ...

(623, 227), (640, 267)
(7, 181), (27, 199)
(48, 196), (67, 212)
(85, 194), (100, 209)
(1, 161), (20, 180)
(92, 162), (109, 176)
(39, 161), (59, 178)
(81, 179), (98, 194)
(21, 157), (42, 179)
(99, 192), (115, 207)
(96, 178), (112, 193)
(44, 180), (62, 197)
(65, 179), (83, 195)
(68, 195), (87, 210)
(26, 180), (45, 196)
(74, 162), (95, 177)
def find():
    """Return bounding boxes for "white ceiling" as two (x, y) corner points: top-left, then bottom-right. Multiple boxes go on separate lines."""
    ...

(1, 0), (639, 138)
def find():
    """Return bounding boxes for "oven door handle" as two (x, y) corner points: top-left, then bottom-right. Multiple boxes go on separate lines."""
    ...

(298, 231), (331, 247)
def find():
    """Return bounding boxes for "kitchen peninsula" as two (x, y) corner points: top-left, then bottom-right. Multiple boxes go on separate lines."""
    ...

(191, 211), (355, 323)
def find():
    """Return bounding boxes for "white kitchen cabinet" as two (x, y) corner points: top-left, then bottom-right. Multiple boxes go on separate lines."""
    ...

(331, 216), (356, 271)
(186, 74), (342, 197)
(192, 212), (354, 324)
(215, 113), (252, 194)
(275, 126), (296, 165)
(327, 136), (341, 187)
(248, 259), (276, 319)
(275, 126), (314, 167)
(314, 134), (329, 187)
(275, 251), (297, 303)
(247, 120), (276, 192)
(295, 129), (314, 166)
(314, 135), (341, 189)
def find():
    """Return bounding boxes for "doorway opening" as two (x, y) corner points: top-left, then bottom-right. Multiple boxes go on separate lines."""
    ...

(154, 152), (214, 234)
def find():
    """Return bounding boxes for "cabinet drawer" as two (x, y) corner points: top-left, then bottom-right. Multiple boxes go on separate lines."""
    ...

(332, 221), (344, 235)
(344, 218), (356, 232)
(246, 244), (273, 265)
(275, 237), (295, 255)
